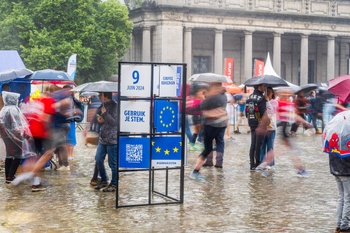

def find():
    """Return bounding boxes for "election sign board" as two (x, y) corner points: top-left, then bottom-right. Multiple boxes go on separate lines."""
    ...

(120, 100), (150, 133)
(119, 136), (150, 169)
(153, 65), (183, 97)
(152, 136), (182, 167)
(154, 100), (179, 132)
(120, 64), (152, 97)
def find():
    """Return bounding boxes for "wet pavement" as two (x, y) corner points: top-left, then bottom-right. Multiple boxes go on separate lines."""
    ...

(0, 128), (338, 233)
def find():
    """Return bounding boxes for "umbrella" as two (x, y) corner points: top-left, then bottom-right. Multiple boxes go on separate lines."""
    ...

(80, 91), (99, 97)
(323, 110), (350, 158)
(244, 74), (289, 87)
(328, 75), (350, 102)
(294, 83), (318, 95)
(72, 81), (118, 92)
(225, 84), (243, 94)
(189, 73), (232, 83)
(0, 68), (33, 82)
(26, 69), (70, 81)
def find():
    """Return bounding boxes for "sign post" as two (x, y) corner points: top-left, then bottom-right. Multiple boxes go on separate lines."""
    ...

(116, 62), (186, 208)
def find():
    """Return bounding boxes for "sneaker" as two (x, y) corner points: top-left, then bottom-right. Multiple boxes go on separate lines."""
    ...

(189, 145), (200, 151)
(261, 168), (269, 177)
(214, 165), (223, 168)
(95, 181), (108, 190)
(203, 162), (213, 167)
(250, 167), (256, 172)
(32, 184), (47, 192)
(234, 130), (241, 134)
(297, 169), (310, 177)
(90, 178), (101, 186)
(57, 165), (70, 171)
(189, 171), (206, 181)
(255, 165), (263, 171)
(102, 184), (116, 192)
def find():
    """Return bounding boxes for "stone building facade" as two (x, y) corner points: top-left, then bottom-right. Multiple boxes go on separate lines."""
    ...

(124, 0), (350, 85)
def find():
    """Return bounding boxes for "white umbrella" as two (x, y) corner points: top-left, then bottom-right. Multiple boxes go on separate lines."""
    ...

(72, 81), (118, 92)
(0, 68), (33, 82)
(189, 73), (232, 83)
(80, 91), (99, 97)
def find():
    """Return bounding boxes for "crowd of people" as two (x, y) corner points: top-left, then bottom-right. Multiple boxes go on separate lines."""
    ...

(0, 82), (120, 193)
(186, 81), (349, 181)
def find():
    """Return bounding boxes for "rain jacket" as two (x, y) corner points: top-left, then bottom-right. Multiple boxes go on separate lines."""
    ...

(0, 91), (32, 158)
(329, 156), (350, 176)
(98, 99), (118, 145)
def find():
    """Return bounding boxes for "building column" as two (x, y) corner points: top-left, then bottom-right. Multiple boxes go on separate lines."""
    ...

(327, 36), (335, 80)
(184, 27), (192, 79)
(244, 31), (253, 80)
(142, 26), (151, 62)
(214, 29), (223, 74)
(300, 34), (309, 85)
(273, 33), (282, 76)
(339, 40), (349, 75)
(316, 41), (323, 83)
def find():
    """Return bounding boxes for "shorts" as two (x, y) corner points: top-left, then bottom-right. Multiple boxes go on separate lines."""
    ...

(192, 114), (202, 125)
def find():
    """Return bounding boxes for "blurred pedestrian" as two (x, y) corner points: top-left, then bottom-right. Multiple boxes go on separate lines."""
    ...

(186, 82), (208, 150)
(0, 91), (32, 184)
(290, 91), (309, 135)
(258, 87), (278, 169)
(189, 82), (228, 180)
(245, 84), (267, 171)
(309, 91), (325, 134)
(233, 93), (250, 134)
(93, 92), (118, 192)
(256, 88), (311, 177)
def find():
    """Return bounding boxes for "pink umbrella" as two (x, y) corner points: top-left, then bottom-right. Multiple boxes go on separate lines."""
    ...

(328, 75), (350, 102)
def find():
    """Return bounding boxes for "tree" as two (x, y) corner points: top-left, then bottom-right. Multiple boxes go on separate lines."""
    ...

(0, 0), (132, 84)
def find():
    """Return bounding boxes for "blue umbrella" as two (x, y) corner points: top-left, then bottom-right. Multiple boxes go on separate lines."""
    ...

(26, 69), (70, 81)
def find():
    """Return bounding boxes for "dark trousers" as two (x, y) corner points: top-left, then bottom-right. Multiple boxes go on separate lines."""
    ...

(290, 113), (306, 132)
(249, 127), (266, 169)
(201, 125), (226, 158)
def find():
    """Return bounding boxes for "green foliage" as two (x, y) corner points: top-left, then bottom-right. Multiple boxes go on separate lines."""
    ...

(0, 0), (133, 84)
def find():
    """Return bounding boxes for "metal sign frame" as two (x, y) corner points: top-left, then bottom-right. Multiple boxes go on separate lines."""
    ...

(116, 62), (187, 208)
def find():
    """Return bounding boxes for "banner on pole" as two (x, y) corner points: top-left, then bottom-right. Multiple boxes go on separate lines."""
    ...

(224, 58), (234, 86)
(254, 59), (264, 77)
(67, 54), (77, 80)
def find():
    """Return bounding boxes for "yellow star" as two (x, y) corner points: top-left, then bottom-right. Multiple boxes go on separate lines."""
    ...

(152, 141), (155, 146)
(173, 147), (179, 153)
(156, 147), (161, 152)
(164, 149), (170, 155)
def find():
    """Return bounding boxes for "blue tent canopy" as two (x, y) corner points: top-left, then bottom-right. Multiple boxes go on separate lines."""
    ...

(0, 50), (26, 72)
(0, 50), (30, 102)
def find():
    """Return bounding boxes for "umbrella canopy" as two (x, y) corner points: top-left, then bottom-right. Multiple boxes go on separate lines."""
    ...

(189, 73), (232, 83)
(0, 68), (33, 82)
(80, 91), (99, 97)
(323, 110), (350, 158)
(72, 81), (118, 92)
(294, 83), (318, 95)
(328, 75), (350, 102)
(244, 74), (289, 87)
(26, 69), (70, 81)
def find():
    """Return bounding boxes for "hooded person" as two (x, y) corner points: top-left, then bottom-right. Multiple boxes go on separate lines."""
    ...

(0, 91), (33, 183)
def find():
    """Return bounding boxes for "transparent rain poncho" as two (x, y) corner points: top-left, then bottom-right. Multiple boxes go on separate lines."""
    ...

(0, 91), (35, 158)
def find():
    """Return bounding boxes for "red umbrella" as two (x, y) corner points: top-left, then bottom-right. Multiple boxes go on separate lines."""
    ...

(329, 75), (350, 101)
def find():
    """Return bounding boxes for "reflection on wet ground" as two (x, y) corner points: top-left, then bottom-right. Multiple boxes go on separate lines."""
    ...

(0, 130), (336, 232)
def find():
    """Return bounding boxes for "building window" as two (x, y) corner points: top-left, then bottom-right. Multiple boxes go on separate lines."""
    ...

(193, 56), (210, 74)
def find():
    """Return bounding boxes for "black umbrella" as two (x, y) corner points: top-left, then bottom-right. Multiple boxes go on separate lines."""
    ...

(26, 69), (70, 81)
(244, 75), (289, 87)
(294, 83), (318, 95)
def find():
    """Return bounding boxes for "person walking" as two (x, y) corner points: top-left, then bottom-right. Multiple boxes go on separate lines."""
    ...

(189, 82), (228, 180)
(0, 91), (31, 184)
(290, 91), (309, 135)
(258, 87), (278, 171)
(245, 84), (267, 171)
(93, 92), (118, 192)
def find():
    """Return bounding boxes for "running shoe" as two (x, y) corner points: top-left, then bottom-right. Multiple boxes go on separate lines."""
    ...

(32, 184), (47, 192)
(189, 171), (206, 181)
(102, 184), (116, 192)
(94, 181), (108, 190)
(297, 169), (310, 177)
